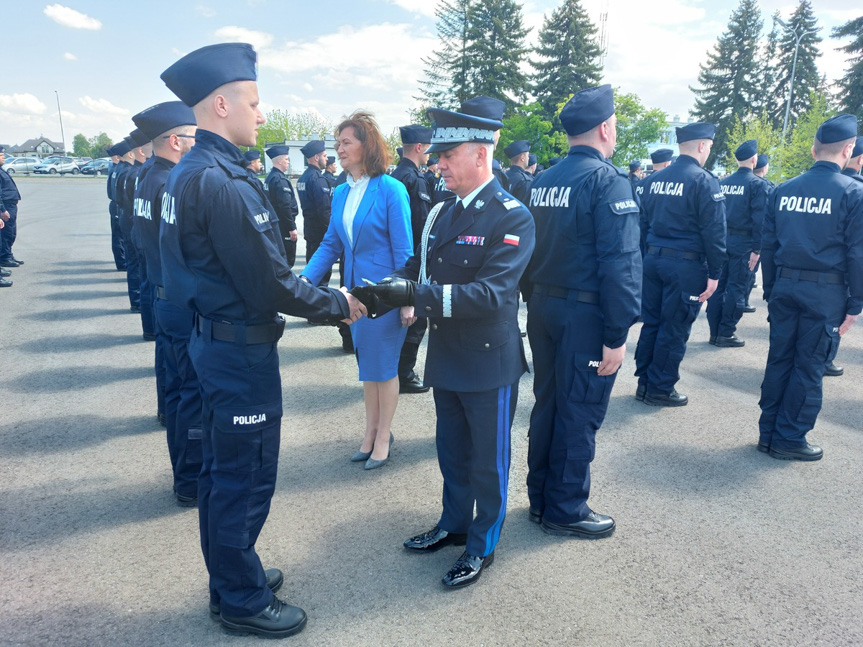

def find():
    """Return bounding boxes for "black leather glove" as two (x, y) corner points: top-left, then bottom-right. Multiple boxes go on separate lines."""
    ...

(349, 285), (381, 318)
(370, 277), (415, 307)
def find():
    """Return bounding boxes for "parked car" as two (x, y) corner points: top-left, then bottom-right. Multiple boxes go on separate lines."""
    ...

(80, 158), (111, 176)
(33, 156), (80, 175)
(2, 157), (40, 174)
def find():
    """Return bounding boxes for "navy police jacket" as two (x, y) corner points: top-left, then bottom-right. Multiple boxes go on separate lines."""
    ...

(393, 178), (535, 392)
(527, 145), (642, 348)
(296, 165), (331, 242)
(111, 161), (133, 228)
(842, 168), (863, 184)
(391, 157), (432, 251)
(641, 154), (727, 279)
(429, 172), (454, 205)
(159, 130), (349, 325)
(720, 167), (768, 251)
(134, 155), (174, 288)
(0, 165), (20, 211)
(264, 167), (299, 240)
(505, 164), (533, 206)
(761, 161), (863, 315)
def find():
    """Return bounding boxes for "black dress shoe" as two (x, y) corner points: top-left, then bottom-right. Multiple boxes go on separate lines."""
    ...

(220, 596), (307, 638)
(743, 305), (756, 313)
(709, 336), (717, 345)
(10, 257), (23, 265)
(635, 383), (646, 401)
(528, 507), (542, 524)
(176, 492), (197, 507)
(404, 526), (467, 552)
(644, 389), (688, 407)
(0, 278), (11, 288)
(210, 568), (284, 618)
(0, 260), (20, 268)
(0, 269), (10, 277)
(541, 510), (615, 538)
(714, 334), (745, 347)
(400, 375), (430, 394)
(768, 443), (823, 462)
(442, 551), (493, 588)
(824, 361), (844, 377)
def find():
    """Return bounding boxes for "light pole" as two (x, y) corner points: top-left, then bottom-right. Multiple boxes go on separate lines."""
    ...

(774, 16), (818, 141)
(54, 90), (66, 155)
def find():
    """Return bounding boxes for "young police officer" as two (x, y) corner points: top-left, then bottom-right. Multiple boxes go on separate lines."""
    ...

(159, 42), (365, 637)
(264, 145), (299, 268)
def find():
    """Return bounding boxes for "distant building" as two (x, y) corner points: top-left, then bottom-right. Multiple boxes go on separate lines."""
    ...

(259, 134), (339, 178)
(9, 136), (65, 159)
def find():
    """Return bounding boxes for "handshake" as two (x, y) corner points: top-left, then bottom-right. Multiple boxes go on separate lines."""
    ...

(350, 277), (416, 318)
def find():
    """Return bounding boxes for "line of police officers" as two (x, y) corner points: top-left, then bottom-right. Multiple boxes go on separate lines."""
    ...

(102, 39), (862, 640)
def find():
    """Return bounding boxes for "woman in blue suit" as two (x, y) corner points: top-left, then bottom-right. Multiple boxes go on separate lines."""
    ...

(302, 111), (413, 469)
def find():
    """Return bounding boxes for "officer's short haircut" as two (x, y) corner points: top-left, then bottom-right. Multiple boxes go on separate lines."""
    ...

(813, 136), (855, 158)
(335, 110), (390, 178)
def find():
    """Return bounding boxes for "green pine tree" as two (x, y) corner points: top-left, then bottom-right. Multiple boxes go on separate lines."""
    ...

(418, 0), (472, 110)
(464, 0), (530, 111)
(752, 14), (781, 123)
(690, 0), (763, 167)
(530, 0), (602, 122)
(771, 0), (822, 133)
(832, 14), (863, 121)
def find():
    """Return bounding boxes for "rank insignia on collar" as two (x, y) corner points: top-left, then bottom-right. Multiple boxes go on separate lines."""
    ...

(474, 200), (484, 209)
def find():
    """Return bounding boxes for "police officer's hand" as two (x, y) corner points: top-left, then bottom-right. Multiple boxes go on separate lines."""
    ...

(370, 277), (415, 307)
(0, 210), (9, 222)
(289, 229), (298, 242)
(400, 305), (417, 327)
(598, 344), (625, 376)
(340, 287), (367, 324)
(748, 252), (760, 271)
(699, 278), (719, 302)
(839, 314), (857, 336)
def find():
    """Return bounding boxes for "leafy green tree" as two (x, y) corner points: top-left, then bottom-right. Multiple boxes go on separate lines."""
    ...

(255, 109), (334, 157)
(782, 90), (834, 180)
(771, 0), (822, 131)
(690, 0), (764, 167)
(419, 0), (472, 110)
(832, 14), (863, 121)
(724, 112), (784, 181)
(752, 14), (781, 122)
(497, 102), (567, 166)
(609, 91), (667, 168)
(530, 0), (602, 122)
(88, 132), (113, 158)
(72, 133), (89, 157)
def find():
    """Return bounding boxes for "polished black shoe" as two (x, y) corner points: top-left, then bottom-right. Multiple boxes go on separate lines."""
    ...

(210, 568), (284, 618)
(824, 361), (844, 377)
(644, 389), (688, 407)
(635, 383), (646, 401)
(0, 278), (11, 288)
(0, 260), (20, 268)
(404, 526), (467, 552)
(442, 551), (493, 588)
(176, 491), (197, 507)
(220, 596), (307, 638)
(0, 269), (10, 277)
(743, 305), (756, 313)
(768, 443), (823, 462)
(714, 334), (745, 348)
(10, 257), (23, 265)
(399, 375), (430, 394)
(541, 510), (615, 538)
(709, 336), (717, 346)
(528, 507), (543, 524)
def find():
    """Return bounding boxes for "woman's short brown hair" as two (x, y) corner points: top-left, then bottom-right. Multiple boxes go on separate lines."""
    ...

(335, 110), (391, 178)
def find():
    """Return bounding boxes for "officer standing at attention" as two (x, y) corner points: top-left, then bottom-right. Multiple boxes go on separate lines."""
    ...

(391, 124), (434, 394)
(424, 156), (439, 192)
(636, 149), (674, 252)
(243, 149), (263, 175)
(159, 42), (365, 637)
(297, 140), (332, 284)
(111, 139), (141, 312)
(357, 99), (535, 588)
(527, 153), (538, 176)
(0, 146), (23, 277)
(758, 114), (863, 461)
(628, 159), (642, 185)
(634, 122), (726, 406)
(504, 140), (533, 205)
(524, 85), (642, 538)
(105, 144), (126, 271)
(745, 153), (774, 313)
(705, 139), (767, 348)
(323, 156), (339, 187)
(131, 100), (201, 505)
(264, 145), (299, 268)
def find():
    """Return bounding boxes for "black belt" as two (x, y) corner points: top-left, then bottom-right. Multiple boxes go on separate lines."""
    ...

(196, 316), (285, 344)
(533, 284), (599, 305)
(727, 227), (752, 237)
(779, 267), (845, 285)
(647, 246), (705, 262)
(155, 285), (166, 300)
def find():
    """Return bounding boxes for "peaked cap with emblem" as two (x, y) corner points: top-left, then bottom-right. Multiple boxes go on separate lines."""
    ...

(161, 42), (257, 107)
(265, 145), (289, 159)
(300, 141), (325, 158)
(734, 139), (758, 161)
(426, 96), (504, 154)
(503, 140), (530, 159)
(132, 101), (196, 141)
(650, 148), (674, 164)
(113, 140), (132, 156)
(399, 124), (433, 144)
(128, 128), (150, 147)
(244, 150), (262, 162)
(755, 153), (769, 170)
(815, 114), (857, 144)
(560, 84), (615, 136)
(676, 122), (717, 143)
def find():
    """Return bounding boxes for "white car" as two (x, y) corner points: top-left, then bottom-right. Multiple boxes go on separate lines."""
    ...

(3, 157), (40, 174)
(33, 156), (80, 175)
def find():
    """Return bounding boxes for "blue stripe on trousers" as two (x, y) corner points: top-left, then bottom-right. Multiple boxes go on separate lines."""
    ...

(485, 384), (511, 557)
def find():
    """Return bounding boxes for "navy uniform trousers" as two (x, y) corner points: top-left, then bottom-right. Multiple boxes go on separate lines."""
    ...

(109, 202), (126, 270)
(119, 215), (141, 310)
(758, 276), (845, 449)
(706, 234), (752, 338)
(155, 296), (203, 498)
(136, 251), (156, 337)
(526, 292), (616, 523)
(435, 381), (518, 558)
(191, 321), (283, 617)
(0, 202), (17, 262)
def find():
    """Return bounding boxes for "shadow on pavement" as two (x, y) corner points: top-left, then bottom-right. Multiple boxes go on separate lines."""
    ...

(42, 289), (130, 301)
(6, 365), (154, 393)
(0, 414), (158, 456)
(17, 333), (143, 354)
(38, 276), (127, 286)
(22, 307), (132, 321)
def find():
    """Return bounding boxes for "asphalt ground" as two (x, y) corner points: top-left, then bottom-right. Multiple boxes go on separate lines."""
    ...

(1, 177), (861, 647)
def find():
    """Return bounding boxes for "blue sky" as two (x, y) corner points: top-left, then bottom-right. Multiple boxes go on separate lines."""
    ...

(0, 1), (858, 149)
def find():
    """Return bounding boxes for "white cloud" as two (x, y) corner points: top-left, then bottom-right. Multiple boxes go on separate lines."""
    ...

(78, 96), (129, 117)
(43, 4), (102, 30)
(63, 52), (77, 61)
(387, 0), (436, 18)
(196, 4), (216, 18)
(215, 25), (274, 49)
(0, 93), (48, 115)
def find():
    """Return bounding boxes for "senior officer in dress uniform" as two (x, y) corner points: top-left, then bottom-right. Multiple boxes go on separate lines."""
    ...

(357, 102), (534, 588)
(297, 140), (332, 285)
(264, 145), (299, 268)
(131, 101), (202, 505)
(106, 144), (126, 271)
(160, 42), (365, 638)
(524, 85), (642, 539)
(758, 115), (863, 461)
(504, 140), (533, 205)
(0, 146), (23, 276)
(634, 122), (727, 406)
(391, 124), (434, 394)
(705, 139), (768, 348)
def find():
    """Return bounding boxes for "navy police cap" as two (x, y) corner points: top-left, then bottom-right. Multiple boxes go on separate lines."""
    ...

(816, 114), (857, 144)
(852, 136), (863, 158)
(427, 156), (439, 165)
(265, 145), (289, 159)
(549, 156), (562, 166)
(426, 101), (504, 154)
(114, 140), (131, 156)
(122, 136), (136, 150)
(161, 43), (257, 107)
(327, 155), (335, 165)
(629, 159), (642, 171)
(528, 153), (537, 166)
(560, 84), (615, 136)
(755, 154), (769, 170)
(676, 122), (716, 143)
(396, 147), (403, 158)
(504, 140), (530, 159)
(105, 144), (120, 157)
(400, 124), (433, 144)
(734, 139), (757, 161)
(460, 96), (505, 122)
(650, 148), (674, 164)
(129, 128), (150, 147)
(244, 150), (262, 162)
(132, 101), (196, 141)
(300, 141), (325, 158)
